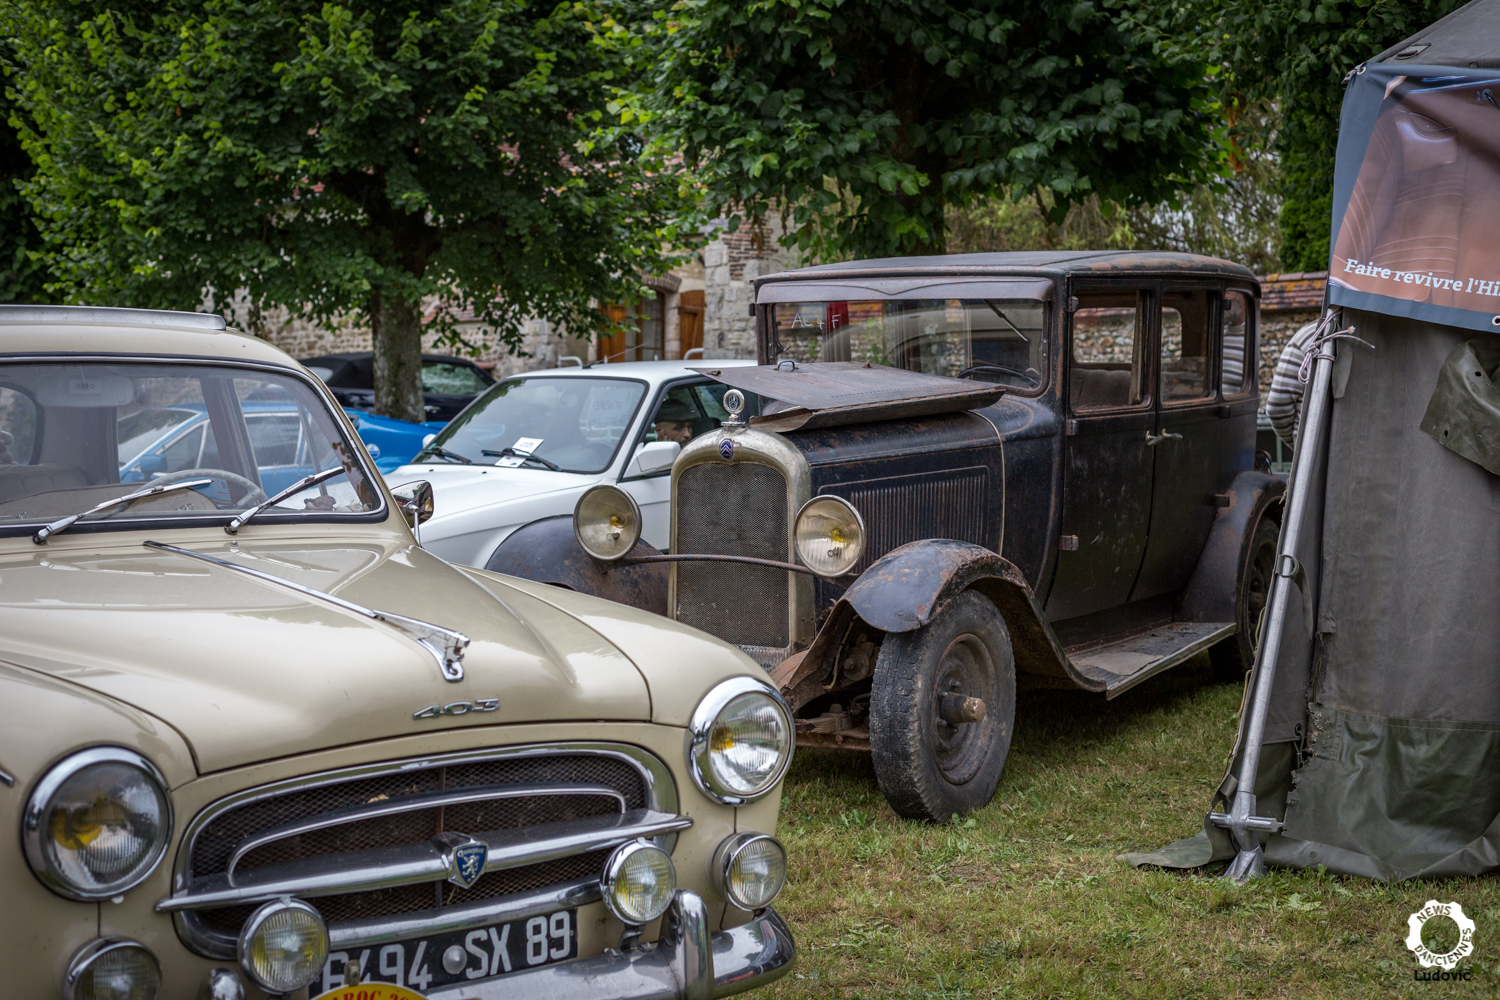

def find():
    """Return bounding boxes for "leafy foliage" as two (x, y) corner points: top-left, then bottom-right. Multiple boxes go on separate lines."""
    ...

(627, 0), (1226, 260)
(0, 30), (47, 304)
(5, 0), (679, 418)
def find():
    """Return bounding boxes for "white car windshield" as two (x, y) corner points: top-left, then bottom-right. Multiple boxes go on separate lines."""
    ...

(0, 361), (379, 534)
(424, 376), (646, 473)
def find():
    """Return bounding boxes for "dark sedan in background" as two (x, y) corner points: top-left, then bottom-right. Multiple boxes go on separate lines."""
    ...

(299, 351), (496, 421)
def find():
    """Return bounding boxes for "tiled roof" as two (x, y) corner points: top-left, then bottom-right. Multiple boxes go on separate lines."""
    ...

(1258, 271), (1327, 311)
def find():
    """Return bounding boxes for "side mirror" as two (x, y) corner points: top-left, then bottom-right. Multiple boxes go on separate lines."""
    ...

(626, 440), (680, 477)
(390, 480), (434, 527)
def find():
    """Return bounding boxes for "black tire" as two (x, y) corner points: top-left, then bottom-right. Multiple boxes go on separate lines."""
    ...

(869, 589), (1017, 822)
(1210, 515), (1279, 677)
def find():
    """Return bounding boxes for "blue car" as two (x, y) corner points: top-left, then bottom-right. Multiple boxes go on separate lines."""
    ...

(118, 402), (330, 495)
(341, 409), (449, 474)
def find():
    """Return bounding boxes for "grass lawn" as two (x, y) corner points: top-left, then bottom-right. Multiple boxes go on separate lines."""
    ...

(763, 656), (1499, 998)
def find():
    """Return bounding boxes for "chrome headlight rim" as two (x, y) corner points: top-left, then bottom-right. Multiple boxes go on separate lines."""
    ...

(64, 936), (162, 1000)
(599, 839), (678, 926)
(686, 677), (795, 806)
(573, 483), (643, 561)
(22, 746), (174, 902)
(237, 896), (329, 995)
(793, 494), (866, 578)
(712, 831), (788, 911)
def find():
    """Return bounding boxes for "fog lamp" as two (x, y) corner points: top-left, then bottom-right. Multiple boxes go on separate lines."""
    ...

(714, 832), (788, 910)
(573, 485), (642, 560)
(794, 496), (865, 577)
(24, 747), (172, 901)
(600, 840), (677, 925)
(64, 938), (161, 1000)
(237, 898), (328, 995)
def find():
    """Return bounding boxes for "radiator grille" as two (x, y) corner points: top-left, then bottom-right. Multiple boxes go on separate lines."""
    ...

(826, 468), (990, 574)
(675, 461), (790, 647)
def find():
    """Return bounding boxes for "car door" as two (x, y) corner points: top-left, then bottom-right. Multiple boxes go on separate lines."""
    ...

(1045, 286), (1158, 622)
(1132, 286), (1227, 601)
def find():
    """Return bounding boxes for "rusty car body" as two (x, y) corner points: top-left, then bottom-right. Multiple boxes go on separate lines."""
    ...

(491, 252), (1284, 821)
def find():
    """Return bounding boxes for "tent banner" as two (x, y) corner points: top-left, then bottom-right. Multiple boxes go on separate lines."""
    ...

(1329, 64), (1500, 333)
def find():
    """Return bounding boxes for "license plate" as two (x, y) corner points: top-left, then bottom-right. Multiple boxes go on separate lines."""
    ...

(317, 909), (577, 995)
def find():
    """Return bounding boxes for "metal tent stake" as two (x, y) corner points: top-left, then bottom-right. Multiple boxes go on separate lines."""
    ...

(1209, 314), (1341, 881)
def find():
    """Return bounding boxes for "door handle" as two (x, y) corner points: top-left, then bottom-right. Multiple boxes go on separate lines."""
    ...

(1145, 430), (1184, 446)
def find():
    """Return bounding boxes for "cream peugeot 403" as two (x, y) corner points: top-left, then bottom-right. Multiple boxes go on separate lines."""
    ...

(0, 306), (794, 1000)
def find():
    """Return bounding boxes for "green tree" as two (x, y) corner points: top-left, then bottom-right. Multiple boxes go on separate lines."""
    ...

(6, 0), (678, 421)
(627, 0), (1225, 261)
(0, 31), (47, 304)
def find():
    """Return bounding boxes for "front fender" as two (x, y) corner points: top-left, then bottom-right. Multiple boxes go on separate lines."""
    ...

(1179, 470), (1285, 625)
(484, 514), (668, 616)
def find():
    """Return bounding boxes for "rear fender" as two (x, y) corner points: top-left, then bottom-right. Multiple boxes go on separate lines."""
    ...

(773, 540), (1101, 709)
(484, 514), (669, 616)
(1179, 471), (1285, 625)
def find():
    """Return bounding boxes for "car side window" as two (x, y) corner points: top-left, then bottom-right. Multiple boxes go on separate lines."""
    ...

(1161, 289), (1214, 403)
(1220, 290), (1254, 397)
(159, 424), (206, 473)
(248, 414), (303, 467)
(639, 382), (762, 450)
(1071, 290), (1148, 411)
(421, 362), (489, 395)
(0, 387), (38, 465)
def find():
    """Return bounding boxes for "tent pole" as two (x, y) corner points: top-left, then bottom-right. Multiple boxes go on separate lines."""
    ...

(1211, 311), (1339, 881)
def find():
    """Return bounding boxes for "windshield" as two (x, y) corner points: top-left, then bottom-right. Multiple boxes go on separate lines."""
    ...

(772, 298), (1048, 392)
(427, 376), (646, 473)
(0, 362), (378, 534)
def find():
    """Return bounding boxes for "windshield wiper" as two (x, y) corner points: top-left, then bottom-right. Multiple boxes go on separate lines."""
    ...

(417, 445), (473, 465)
(482, 448), (562, 471)
(34, 477), (217, 544)
(225, 467), (345, 535)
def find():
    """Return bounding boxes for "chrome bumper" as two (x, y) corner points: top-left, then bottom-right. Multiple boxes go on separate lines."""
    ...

(426, 890), (794, 1000)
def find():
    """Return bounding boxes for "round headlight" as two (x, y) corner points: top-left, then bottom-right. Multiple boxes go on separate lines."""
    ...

(64, 937), (162, 1000)
(687, 678), (794, 804)
(714, 833), (788, 911)
(23, 748), (173, 901)
(573, 485), (642, 561)
(600, 840), (677, 925)
(238, 898), (328, 995)
(794, 496), (865, 577)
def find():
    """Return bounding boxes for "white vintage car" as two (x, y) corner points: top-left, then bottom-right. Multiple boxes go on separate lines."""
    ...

(383, 361), (758, 571)
(0, 307), (793, 1000)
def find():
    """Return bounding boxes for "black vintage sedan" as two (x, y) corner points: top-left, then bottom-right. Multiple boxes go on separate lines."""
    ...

(487, 252), (1283, 822)
(300, 351), (495, 421)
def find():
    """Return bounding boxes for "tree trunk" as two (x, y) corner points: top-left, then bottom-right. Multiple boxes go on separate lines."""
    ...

(370, 291), (425, 423)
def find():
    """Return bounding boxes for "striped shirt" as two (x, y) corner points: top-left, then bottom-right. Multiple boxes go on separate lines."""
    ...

(1265, 321), (1320, 447)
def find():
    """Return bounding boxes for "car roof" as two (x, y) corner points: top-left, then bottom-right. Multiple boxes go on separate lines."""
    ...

(755, 250), (1258, 286)
(499, 358), (759, 388)
(0, 305), (303, 368)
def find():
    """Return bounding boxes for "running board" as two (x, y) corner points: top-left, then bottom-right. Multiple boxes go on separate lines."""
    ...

(1066, 622), (1236, 699)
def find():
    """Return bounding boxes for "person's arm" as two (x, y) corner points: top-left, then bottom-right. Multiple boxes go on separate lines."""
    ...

(1265, 322), (1317, 447)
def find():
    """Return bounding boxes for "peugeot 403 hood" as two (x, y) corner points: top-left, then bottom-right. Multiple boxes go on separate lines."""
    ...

(0, 536), (651, 773)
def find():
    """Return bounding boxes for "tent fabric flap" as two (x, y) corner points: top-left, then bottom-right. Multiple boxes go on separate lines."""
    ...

(1420, 335), (1500, 474)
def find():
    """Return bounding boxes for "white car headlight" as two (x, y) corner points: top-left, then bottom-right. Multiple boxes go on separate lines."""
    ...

(23, 747), (173, 901)
(686, 678), (794, 804)
(794, 496), (865, 577)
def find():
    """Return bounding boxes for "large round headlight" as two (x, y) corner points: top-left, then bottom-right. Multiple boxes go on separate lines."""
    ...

(573, 485), (642, 561)
(714, 832), (788, 911)
(794, 496), (865, 577)
(23, 748), (173, 901)
(600, 840), (677, 925)
(64, 937), (162, 1000)
(238, 898), (328, 995)
(687, 678), (794, 804)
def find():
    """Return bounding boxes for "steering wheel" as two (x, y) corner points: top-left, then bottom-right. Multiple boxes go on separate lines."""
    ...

(958, 364), (1041, 385)
(153, 468), (269, 508)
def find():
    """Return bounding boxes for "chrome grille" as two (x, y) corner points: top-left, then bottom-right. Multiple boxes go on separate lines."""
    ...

(825, 468), (991, 575)
(172, 746), (672, 960)
(675, 462), (790, 647)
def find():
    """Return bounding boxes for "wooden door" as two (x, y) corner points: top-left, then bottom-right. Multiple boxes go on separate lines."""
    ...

(677, 289), (705, 359)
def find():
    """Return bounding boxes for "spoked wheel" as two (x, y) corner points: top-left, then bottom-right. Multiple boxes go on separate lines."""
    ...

(869, 589), (1017, 821)
(1211, 515), (1279, 677)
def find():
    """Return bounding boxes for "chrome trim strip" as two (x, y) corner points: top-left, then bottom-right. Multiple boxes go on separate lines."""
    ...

(0, 766), (14, 787)
(23, 746), (174, 902)
(160, 809), (692, 912)
(328, 878), (602, 950)
(225, 783), (628, 885)
(144, 540), (469, 682)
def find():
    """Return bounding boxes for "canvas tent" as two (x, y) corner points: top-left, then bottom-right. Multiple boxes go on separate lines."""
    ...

(1131, 0), (1500, 881)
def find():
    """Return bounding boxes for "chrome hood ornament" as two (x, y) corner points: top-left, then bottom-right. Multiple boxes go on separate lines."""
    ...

(143, 540), (468, 681)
